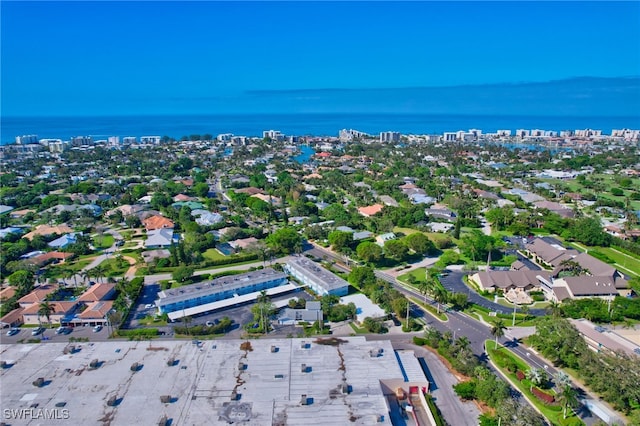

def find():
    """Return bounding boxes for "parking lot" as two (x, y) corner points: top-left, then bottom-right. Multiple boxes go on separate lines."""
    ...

(1, 322), (110, 344)
(122, 279), (314, 339)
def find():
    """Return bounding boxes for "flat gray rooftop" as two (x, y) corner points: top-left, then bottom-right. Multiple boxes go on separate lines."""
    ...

(1, 337), (403, 425)
(286, 258), (349, 292)
(158, 268), (286, 305)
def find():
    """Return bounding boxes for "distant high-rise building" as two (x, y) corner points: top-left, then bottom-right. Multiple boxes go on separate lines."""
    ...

(140, 136), (161, 144)
(443, 132), (457, 142)
(122, 136), (137, 144)
(39, 138), (66, 153)
(574, 129), (602, 138)
(380, 131), (400, 143)
(217, 133), (233, 142)
(339, 129), (368, 142)
(15, 135), (38, 144)
(468, 129), (482, 139)
(496, 130), (511, 137)
(263, 130), (283, 141)
(612, 129), (640, 141)
(70, 136), (93, 147)
(108, 136), (120, 145)
(515, 129), (530, 139)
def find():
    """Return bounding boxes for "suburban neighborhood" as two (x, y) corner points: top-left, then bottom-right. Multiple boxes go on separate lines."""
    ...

(1, 128), (639, 426)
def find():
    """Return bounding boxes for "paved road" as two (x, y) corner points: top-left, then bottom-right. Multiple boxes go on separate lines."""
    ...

(375, 269), (609, 425)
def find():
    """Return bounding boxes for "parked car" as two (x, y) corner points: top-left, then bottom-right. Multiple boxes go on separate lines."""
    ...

(93, 325), (102, 333)
(6, 328), (20, 336)
(31, 327), (45, 336)
(205, 321), (214, 327)
(56, 326), (71, 335)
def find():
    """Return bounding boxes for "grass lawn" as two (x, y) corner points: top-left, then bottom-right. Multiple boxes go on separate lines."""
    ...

(397, 267), (427, 284)
(202, 248), (227, 261)
(138, 315), (167, 326)
(46, 259), (93, 278)
(100, 258), (130, 277)
(486, 340), (584, 426)
(93, 234), (115, 250)
(349, 322), (368, 334)
(409, 297), (448, 321)
(393, 227), (421, 236)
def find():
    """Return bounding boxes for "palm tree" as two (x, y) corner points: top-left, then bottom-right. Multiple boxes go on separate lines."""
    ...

(491, 319), (507, 347)
(526, 368), (546, 391)
(555, 371), (571, 389)
(455, 336), (471, 352)
(182, 315), (193, 336)
(418, 275), (436, 304)
(557, 384), (579, 419)
(38, 301), (55, 328)
(433, 286), (449, 314)
(546, 300), (563, 318)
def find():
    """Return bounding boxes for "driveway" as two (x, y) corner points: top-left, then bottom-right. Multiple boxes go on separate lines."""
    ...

(438, 271), (546, 316)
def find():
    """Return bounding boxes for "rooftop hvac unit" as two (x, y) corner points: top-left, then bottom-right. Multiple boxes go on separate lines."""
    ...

(238, 362), (246, 370)
(369, 348), (384, 357)
(300, 394), (309, 405)
(301, 364), (310, 373)
(271, 345), (278, 353)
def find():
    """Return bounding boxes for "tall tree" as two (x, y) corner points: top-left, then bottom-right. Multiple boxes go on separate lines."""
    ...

(38, 301), (55, 328)
(491, 319), (507, 347)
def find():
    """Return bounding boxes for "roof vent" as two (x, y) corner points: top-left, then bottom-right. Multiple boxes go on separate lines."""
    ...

(270, 345), (278, 353)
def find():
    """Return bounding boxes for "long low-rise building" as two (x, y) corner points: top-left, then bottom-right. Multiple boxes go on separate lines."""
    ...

(284, 257), (349, 297)
(0, 337), (431, 425)
(469, 270), (552, 293)
(156, 268), (288, 314)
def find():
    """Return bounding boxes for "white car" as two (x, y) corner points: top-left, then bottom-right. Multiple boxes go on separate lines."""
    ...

(145, 304), (155, 309)
(31, 327), (45, 336)
(93, 325), (102, 333)
(6, 328), (20, 336)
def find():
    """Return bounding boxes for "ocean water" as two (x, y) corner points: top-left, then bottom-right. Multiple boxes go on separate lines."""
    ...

(2, 113), (639, 145)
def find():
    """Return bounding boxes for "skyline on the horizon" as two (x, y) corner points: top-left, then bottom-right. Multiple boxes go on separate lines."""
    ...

(2, 1), (640, 116)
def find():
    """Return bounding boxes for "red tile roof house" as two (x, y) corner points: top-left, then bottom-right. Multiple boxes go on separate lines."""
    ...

(0, 307), (25, 327)
(77, 283), (116, 303)
(143, 215), (175, 231)
(0, 286), (17, 303)
(17, 285), (59, 308)
(358, 204), (384, 217)
(73, 301), (114, 327)
(22, 301), (77, 325)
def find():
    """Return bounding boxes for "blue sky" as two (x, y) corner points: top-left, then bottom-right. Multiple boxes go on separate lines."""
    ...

(2, 1), (639, 116)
